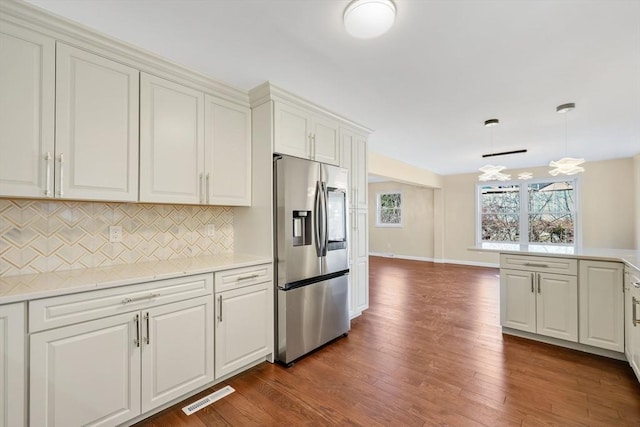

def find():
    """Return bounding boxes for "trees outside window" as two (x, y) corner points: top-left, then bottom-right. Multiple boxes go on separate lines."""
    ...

(478, 178), (577, 246)
(376, 192), (402, 227)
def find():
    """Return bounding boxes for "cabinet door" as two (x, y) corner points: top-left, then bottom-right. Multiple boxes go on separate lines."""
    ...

(141, 297), (214, 412)
(273, 101), (311, 159)
(578, 261), (624, 352)
(312, 116), (340, 165)
(625, 271), (634, 362)
(536, 272), (578, 342)
(204, 95), (251, 206)
(0, 22), (55, 198)
(140, 73), (204, 204)
(500, 269), (536, 333)
(0, 303), (26, 427)
(351, 134), (368, 209)
(30, 312), (141, 427)
(55, 43), (139, 201)
(215, 282), (272, 379)
(349, 209), (369, 317)
(631, 283), (640, 380)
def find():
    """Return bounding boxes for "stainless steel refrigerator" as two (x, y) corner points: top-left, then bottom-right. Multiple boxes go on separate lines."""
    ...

(274, 154), (350, 365)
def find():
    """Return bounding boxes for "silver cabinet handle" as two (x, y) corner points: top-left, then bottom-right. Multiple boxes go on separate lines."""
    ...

(524, 262), (549, 268)
(633, 297), (640, 327)
(530, 272), (534, 293)
(122, 293), (159, 304)
(237, 274), (259, 281)
(134, 314), (140, 347)
(537, 273), (541, 294)
(218, 295), (223, 322)
(633, 281), (640, 289)
(44, 152), (52, 196)
(206, 172), (210, 204)
(144, 312), (150, 345)
(58, 153), (64, 197)
(199, 173), (204, 204)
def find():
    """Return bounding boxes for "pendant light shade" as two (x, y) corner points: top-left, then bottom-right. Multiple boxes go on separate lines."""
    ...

(549, 102), (585, 176)
(344, 0), (396, 39)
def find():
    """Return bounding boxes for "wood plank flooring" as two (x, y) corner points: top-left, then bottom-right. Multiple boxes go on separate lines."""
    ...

(135, 256), (640, 426)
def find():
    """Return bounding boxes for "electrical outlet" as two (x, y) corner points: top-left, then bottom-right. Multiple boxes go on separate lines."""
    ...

(206, 223), (216, 237)
(109, 226), (123, 243)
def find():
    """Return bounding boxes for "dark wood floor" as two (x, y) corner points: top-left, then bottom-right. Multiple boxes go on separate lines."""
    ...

(136, 256), (640, 426)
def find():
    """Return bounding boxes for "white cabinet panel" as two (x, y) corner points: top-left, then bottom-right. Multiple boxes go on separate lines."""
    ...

(349, 209), (369, 317)
(0, 303), (26, 427)
(579, 260), (624, 352)
(312, 116), (340, 166)
(628, 268), (640, 381)
(0, 22), (55, 198)
(273, 101), (341, 165)
(30, 312), (141, 427)
(273, 101), (311, 159)
(352, 134), (368, 209)
(204, 95), (251, 206)
(140, 73), (204, 204)
(141, 297), (214, 412)
(500, 269), (537, 333)
(536, 272), (578, 342)
(215, 282), (272, 379)
(55, 43), (139, 201)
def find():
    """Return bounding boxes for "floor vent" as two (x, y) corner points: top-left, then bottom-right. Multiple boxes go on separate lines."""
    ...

(182, 385), (235, 416)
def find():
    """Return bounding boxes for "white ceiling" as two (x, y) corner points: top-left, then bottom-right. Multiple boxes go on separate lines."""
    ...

(26, 0), (640, 175)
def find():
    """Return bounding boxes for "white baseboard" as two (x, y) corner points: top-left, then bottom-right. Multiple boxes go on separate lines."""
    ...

(369, 252), (498, 268)
(369, 252), (434, 262)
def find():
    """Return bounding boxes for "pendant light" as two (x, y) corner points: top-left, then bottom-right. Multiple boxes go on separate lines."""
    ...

(479, 119), (511, 181)
(549, 103), (585, 176)
(343, 0), (396, 39)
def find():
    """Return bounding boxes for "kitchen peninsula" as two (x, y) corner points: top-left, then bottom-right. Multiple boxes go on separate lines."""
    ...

(471, 243), (640, 382)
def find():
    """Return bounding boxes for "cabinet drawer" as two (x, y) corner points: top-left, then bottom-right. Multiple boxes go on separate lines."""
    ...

(29, 273), (213, 332)
(500, 254), (577, 275)
(215, 263), (272, 293)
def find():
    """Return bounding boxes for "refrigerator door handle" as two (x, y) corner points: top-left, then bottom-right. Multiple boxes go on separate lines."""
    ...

(321, 182), (328, 256)
(314, 181), (323, 257)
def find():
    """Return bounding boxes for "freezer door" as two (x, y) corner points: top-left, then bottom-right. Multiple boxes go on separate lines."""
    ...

(276, 274), (350, 364)
(275, 155), (322, 287)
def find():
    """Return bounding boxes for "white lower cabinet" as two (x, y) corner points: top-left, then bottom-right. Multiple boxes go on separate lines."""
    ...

(30, 312), (141, 427)
(214, 264), (274, 379)
(0, 303), (26, 427)
(625, 266), (640, 381)
(501, 268), (578, 342)
(29, 274), (214, 427)
(578, 260), (624, 352)
(215, 282), (272, 379)
(350, 209), (369, 317)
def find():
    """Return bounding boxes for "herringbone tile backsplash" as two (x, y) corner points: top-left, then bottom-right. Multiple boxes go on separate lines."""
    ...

(0, 199), (233, 277)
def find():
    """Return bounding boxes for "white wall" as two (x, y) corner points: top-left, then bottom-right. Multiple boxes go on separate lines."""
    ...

(368, 181), (434, 260)
(635, 154), (640, 249)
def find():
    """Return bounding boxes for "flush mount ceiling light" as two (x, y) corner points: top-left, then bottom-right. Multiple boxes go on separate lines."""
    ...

(549, 102), (585, 176)
(343, 0), (396, 39)
(479, 119), (511, 181)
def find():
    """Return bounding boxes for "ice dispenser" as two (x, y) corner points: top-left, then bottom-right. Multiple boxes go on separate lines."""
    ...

(292, 210), (311, 246)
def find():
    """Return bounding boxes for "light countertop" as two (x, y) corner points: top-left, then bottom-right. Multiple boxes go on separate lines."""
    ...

(0, 253), (272, 305)
(470, 243), (640, 272)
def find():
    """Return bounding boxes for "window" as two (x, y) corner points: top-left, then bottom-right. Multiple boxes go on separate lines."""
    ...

(376, 192), (402, 227)
(477, 178), (578, 246)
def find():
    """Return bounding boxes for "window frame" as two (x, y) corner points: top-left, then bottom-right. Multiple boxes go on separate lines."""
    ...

(475, 176), (581, 247)
(376, 191), (403, 228)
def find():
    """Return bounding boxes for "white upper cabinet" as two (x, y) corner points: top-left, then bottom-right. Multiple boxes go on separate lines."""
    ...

(55, 43), (139, 201)
(273, 101), (340, 165)
(341, 129), (368, 210)
(0, 22), (55, 198)
(140, 73), (205, 204)
(204, 95), (252, 206)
